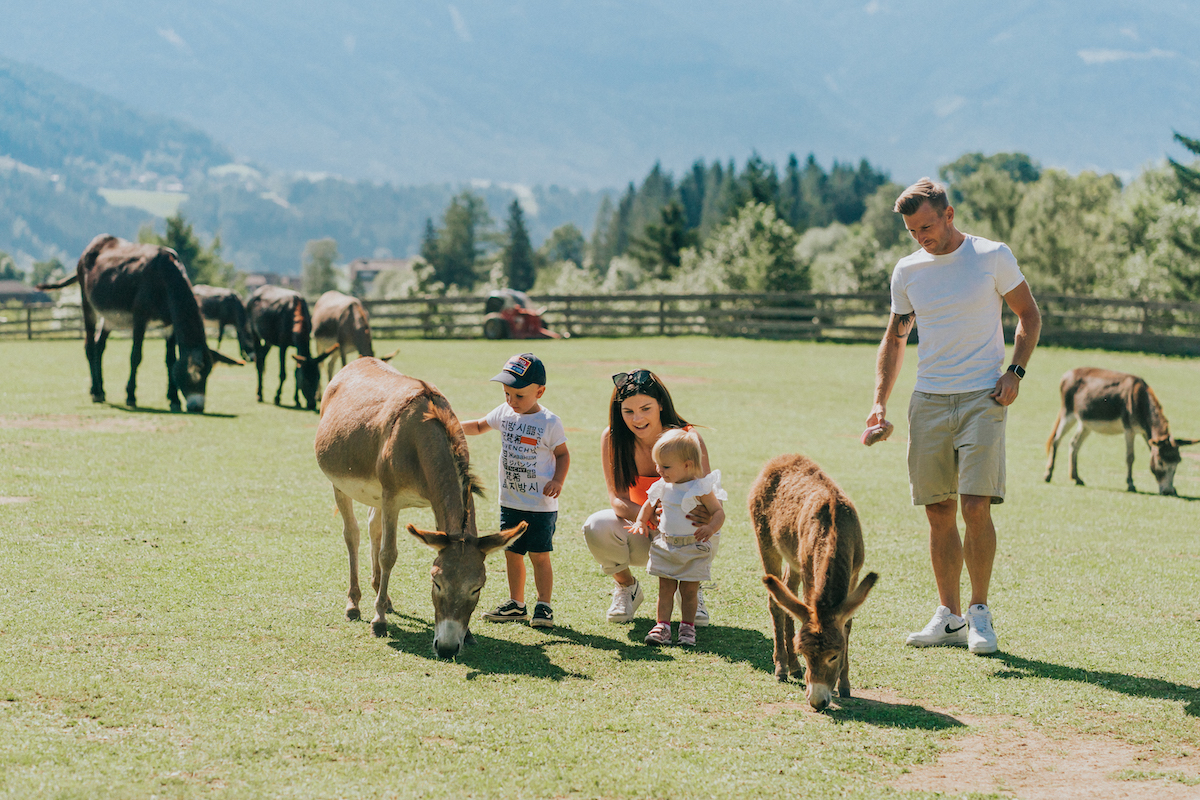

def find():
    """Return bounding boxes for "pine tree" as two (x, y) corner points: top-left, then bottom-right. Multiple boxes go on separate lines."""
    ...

(138, 212), (234, 286)
(302, 238), (339, 296)
(628, 201), (696, 281)
(1169, 131), (1200, 196)
(502, 199), (538, 291)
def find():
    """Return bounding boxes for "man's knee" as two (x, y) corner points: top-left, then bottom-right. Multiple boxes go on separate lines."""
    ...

(959, 495), (993, 525)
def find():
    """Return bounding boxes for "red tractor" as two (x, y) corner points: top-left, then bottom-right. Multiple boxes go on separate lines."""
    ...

(482, 289), (569, 339)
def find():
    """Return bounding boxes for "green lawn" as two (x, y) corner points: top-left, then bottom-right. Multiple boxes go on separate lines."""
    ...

(1, 337), (1197, 799)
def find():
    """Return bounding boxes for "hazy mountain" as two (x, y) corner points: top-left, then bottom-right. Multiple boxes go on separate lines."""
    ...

(0, 56), (609, 272)
(3, 1), (1197, 189)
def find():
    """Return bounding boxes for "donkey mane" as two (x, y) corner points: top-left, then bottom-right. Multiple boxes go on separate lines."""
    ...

(1144, 385), (1171, 440)
(811, 496), (854, 613)
(419, 385), (485, 509)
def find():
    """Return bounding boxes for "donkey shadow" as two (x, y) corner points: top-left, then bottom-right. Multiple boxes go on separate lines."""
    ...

(106, 402), (237, 419)
(381, 612), (679, 681)
(982, 651), (1200, 716)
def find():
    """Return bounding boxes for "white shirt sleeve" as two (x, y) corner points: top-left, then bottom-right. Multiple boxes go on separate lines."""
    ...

(992, 244), (1026, 297)
(891, 262), (914, 315)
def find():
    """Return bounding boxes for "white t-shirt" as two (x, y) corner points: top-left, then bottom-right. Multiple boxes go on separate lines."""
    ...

(891, 235), (1026, 394)
(483, 403), (568, 512)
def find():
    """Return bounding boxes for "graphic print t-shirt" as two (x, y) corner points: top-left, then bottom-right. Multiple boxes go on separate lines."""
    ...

(483, 403), (568, 512)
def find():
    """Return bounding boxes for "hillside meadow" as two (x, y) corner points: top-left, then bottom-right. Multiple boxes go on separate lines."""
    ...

(1, 336), (1198, 799)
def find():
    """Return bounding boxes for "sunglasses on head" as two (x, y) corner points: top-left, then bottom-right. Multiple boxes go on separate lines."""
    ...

(612, 369), (656, 398)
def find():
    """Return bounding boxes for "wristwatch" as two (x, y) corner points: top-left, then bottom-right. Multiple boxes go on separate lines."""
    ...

(1007, 364), (1026, 379)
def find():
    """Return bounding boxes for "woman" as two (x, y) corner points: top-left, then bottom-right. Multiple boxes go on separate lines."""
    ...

(582, 369), (713, 624)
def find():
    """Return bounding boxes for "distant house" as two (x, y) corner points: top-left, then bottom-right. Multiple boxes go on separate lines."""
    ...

(0, 281), (52, 305)
(347, 257), (423, 294)
(242, 272), (303, 293)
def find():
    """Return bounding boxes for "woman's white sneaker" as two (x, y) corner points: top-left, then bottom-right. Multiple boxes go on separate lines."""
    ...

(905, 605), (969, 647)
(606, 580), (644, 622)
(965, 604), (998, 654)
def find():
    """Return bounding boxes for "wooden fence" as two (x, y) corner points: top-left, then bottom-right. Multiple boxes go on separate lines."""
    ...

(4, 293), (1200, 355)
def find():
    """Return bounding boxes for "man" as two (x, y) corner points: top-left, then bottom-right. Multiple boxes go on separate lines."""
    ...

(867, 178), (1041, 654)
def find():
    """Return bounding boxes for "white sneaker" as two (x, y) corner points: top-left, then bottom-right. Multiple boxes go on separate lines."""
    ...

(965, 604), (999, 654)
(606, 580), (644, 623)
(905, 605), (969, 647)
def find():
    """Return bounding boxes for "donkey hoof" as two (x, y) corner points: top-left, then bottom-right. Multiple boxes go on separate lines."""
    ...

(169, 401), (182, 413)
(1074, 479), (1085, 486)
(91, 394), (105, 404)
(346, 608), (361, 621)
(839, 687), (852, 699)
(464, 629), (477, 645)
(371, 620), (388, 638)
(1127, 485), (1137, 493)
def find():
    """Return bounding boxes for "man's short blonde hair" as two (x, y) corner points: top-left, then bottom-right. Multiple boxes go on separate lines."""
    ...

(894, 177), (950, 216)
(653, 427), (702, 468)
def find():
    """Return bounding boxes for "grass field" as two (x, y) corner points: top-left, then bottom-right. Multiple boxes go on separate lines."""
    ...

(1, 336), (1198, 799)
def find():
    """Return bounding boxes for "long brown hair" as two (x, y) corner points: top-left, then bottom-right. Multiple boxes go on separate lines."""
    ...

(608, 370), (690, 491)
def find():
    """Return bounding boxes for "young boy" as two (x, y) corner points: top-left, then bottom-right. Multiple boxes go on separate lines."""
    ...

(461, 353), (570, 628)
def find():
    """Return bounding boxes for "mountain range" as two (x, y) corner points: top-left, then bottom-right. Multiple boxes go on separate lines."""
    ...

(4, 0), (1197, 189)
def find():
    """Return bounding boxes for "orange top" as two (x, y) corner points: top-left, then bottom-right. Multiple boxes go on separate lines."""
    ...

(627, 425), (694, 506)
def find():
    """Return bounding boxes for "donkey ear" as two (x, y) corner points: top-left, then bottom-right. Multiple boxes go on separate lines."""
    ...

(762, 574), (812, 625)
(292, 353), (308, 365)
(209, 348), (245, 366)
(477, 521), (527, 556)
(407, 523), (451, 551)
(379, 348), (400, 363)
(835, 572), (879, 624)
(314, 343), (340, 364)
(1174, 438), (1199, 446)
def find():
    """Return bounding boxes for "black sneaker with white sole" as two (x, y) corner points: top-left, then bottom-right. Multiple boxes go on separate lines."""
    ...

(483, 599), (528, 622)
(531, 602), (554, 628)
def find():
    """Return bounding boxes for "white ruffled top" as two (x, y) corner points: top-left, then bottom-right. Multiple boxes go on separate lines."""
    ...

(647, 470), (727, 538)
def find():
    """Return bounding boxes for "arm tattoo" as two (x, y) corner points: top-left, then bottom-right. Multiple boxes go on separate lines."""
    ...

(890, 312), (915, 338)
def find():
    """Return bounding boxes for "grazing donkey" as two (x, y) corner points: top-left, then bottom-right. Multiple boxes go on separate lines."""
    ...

(37, 234), (242, 413)
(193, 284), (256, 362)
(749, 454), (878, 711)
(311, 290), (396, 385)
(246, 285), (336, 410)
(1045, 367), (1197, 496)
(314, 357), (525, 658)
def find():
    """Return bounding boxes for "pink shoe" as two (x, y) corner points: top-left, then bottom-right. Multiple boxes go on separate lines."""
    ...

(677, 623), (696, 647)
(644, 622), (671, 645)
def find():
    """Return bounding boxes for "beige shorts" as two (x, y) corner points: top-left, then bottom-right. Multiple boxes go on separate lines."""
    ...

(907, 389), (1006, 506)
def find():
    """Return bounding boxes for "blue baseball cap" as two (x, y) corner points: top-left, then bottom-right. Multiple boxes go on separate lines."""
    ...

(491, 353), (546, 388)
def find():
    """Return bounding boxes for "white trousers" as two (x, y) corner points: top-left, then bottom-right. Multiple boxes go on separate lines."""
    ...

(581, 509), (651, 576)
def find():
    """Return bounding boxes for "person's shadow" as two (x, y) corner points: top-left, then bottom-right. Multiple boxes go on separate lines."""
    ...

(982, 651), (1200, 716)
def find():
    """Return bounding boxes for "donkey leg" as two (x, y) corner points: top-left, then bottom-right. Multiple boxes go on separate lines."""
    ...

(1068, 426), (1090, 486)
(367, 505), (394, 613)
(334, 488), (362, 620)
(784, 567), (804, 678)
(163, 331), (182, 412)
(126, 319), (147, 408)
(1045, 414), (1075, 482)
(255, 343), (269, 402)
(371, 497), (402, 638)
(84, 311), (108, 403)
(838, 618), (855, 698)
(275, 346), (287, 406)
(1125, 428), (1138, 492)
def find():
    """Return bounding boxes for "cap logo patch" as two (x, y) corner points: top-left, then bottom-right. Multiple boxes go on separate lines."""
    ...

(506, 356), (532, 376)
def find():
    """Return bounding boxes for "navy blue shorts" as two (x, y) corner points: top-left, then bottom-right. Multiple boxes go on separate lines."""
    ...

(499, 507), (557, 555)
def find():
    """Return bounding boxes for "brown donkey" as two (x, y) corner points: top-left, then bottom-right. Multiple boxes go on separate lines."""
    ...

(750, 454), (878, 711)
(314, 357), (525, 658)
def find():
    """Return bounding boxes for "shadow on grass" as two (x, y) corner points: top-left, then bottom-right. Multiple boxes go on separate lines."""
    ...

(826, 695), (967, 731)
(983, 652), (1200, 716)
(380, 612), (680, 680)
(106, 402), (237, 419)
(1085, 485), (1200, 502)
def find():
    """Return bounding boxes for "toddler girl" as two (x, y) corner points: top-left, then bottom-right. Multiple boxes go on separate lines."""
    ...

(627, 428), (726, 646)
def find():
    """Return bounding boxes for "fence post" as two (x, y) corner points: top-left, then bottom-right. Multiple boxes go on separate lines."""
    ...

(564, 299), (573, 337)
(659, 297), (666, 336)
(27, 306), (33, 340)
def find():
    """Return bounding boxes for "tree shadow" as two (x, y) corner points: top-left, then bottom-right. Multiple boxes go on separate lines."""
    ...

(982, 651), (1200, 716)
(105, 402), (237, 419)
(379, 612), (677, 681)
(825, 695), (968, 730)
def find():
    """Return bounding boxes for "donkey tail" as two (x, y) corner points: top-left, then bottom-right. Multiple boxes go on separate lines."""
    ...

(1045, 405), (1064, 454)
(37, 273), (78, 291)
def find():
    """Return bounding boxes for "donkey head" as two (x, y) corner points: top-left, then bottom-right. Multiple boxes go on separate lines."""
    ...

(174, 345), (245, 413)
(1149, 436), (1198, 496)
(292, 344), (339, 411)
(409, 521), (527, 659)
(763, 572), (878, 711)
